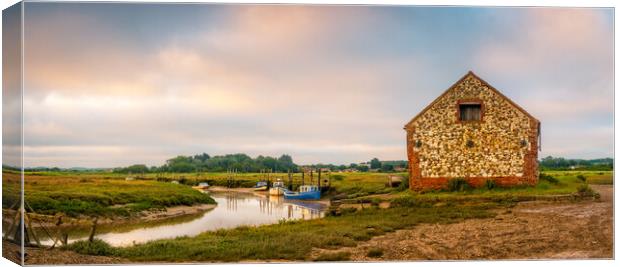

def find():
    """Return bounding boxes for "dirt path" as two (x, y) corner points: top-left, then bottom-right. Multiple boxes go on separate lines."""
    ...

(313, 185), (613, 261)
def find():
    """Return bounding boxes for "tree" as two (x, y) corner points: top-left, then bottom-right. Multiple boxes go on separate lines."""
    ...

(193, 153), (211, 162)
(381, 164), (394, 172)
(356, 165), (369, 172)
(370, 158), (381, 169)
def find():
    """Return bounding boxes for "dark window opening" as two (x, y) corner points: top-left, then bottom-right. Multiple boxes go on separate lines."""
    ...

(459, 103), (481, 121)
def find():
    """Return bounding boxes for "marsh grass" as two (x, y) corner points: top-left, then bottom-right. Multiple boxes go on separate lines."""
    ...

(6, 170), (612, 219)
(9, 172), (216, 217)
(64, 239), (115, 256)
(84, 204), (494, 262)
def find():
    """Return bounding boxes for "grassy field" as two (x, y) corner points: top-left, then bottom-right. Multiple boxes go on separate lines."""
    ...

(66, 202), (496, 262)
(2, 170), (216, 218)
(4, 168), (611, 262)
(3, 169), (612, 218)
(389, 170), (611, 200)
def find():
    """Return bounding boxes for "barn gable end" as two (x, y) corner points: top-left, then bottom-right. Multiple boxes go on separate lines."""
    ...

(404, 71), (540, 191)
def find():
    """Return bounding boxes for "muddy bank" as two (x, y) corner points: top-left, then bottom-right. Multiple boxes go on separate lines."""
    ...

(313, 185), (613, 260)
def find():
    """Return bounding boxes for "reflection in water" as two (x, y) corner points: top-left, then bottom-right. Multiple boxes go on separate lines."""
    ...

(38, 191), (326, 247)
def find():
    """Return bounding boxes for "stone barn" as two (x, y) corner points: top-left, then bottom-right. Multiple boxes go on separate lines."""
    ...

(404, 71), (540, 191)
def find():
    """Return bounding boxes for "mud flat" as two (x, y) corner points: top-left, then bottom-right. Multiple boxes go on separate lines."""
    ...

(312, 185), (613, 260)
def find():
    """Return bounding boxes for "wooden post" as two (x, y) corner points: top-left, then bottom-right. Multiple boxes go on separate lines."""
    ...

(24, 212), (41, 246)
(51, 216), (64, 248)
(318, 169), (321, 187)
(302, 171), (305, 185)
(4, 203), (20, 240)
(328, 172), (331, 189)
(88, 218), (98, 242)
(288, 170), (292, 190)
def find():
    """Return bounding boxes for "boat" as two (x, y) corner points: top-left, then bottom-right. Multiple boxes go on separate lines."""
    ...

(253, 181), (268, 191)
(283, 185), (321, 200)
(269, 179), (285, 196)
(192, 182), (210, 190)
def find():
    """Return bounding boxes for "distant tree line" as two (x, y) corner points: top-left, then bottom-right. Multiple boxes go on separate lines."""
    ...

(539, 156), (613, 171)
(111, 155), (411, 174)
(303, 158), (408, 173)
(113, 153), (298, 174)
(10, 155), (611, 174)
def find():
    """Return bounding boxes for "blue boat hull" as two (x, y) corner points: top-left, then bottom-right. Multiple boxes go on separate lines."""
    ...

(283, 190), (321, 200)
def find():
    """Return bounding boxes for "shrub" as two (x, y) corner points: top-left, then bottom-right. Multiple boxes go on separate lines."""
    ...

(485, 179), (496, 190)
(367, 247), (384, 258)
(397, 175), (410, 191)
(339, 207), (358, 215)
(576, 184), (598, 198)
(314, 252), (351, 261)
(65, 239), (116, 256)
(576, 174), (587, 183)
(178, 177), (189, 185)
(447, 178), (469, 192)
(390, 195), (417, 207)
(539, 173), (559, 184)
(332, 174), (345, 181)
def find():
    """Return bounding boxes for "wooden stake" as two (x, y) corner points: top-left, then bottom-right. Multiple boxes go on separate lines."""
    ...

(24, 212), (41, 247)
(88, 218), (98, 242)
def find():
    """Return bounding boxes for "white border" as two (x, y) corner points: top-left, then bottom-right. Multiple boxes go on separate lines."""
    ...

(0, 1), (617, 267)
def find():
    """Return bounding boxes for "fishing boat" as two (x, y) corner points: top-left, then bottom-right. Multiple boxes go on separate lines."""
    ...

(269, 179), (285, 196)
(253, 181), (268, 191)
(192, 182), (210, 190)
(283, 185), (321, 200)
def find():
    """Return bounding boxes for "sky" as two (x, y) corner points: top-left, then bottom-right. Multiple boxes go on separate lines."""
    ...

(4, 3), (614, 168)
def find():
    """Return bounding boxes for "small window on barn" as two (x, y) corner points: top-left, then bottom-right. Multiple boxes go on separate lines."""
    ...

(459, 103), (482, 121)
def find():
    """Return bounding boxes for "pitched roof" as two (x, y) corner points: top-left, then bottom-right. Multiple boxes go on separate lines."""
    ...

(404, 71), (540, 130)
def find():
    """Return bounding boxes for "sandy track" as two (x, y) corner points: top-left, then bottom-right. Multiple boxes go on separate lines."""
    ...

(315, 185), (613, 261)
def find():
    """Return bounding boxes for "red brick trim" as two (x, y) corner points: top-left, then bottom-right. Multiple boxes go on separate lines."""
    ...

(522, 119), (540, 185)
(410, 176), (535, 191)
(455, 98), (484, 123)
(406, 128), (422, 190)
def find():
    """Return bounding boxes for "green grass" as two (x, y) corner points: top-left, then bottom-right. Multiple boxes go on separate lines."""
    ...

(66, 203), (494, 262)
(2, 172), (215, 218)
(366, 247), (384, 258)
(64, 238), (115, 256)
(5, 170), (612, 219)
(347, 170), (612, 206)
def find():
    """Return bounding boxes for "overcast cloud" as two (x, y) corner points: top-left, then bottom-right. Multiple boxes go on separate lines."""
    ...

(11, 3), (613, 168)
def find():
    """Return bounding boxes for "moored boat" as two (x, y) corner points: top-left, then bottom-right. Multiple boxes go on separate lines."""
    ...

(269, 179), (285, 196)
(192, 182), (210, 190)
(283, 185), (321, 200)
(253, 181), (268, 191)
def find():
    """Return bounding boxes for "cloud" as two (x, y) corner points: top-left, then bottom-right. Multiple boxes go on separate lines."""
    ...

(472, 8), (613, 159)
(18, 4), (614, 167)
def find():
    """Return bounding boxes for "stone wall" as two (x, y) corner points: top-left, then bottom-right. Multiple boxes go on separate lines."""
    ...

(405, 72), (539, 190)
